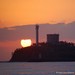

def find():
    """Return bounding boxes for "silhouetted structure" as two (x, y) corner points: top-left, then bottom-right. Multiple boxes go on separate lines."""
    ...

(47, 34), (59, 44)
(35, 25), (39, 46)
(9, 26), (75, 62)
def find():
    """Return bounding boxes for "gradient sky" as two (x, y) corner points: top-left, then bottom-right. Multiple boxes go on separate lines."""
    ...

(0, 0), (75, 61)
(0, 22), (75, 61)
(0, 0), (75, 28)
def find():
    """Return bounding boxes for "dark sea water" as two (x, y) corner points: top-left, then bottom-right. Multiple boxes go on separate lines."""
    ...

(0, 62), (75, 75)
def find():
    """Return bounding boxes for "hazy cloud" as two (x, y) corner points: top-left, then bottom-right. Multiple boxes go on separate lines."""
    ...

(0, 21), (75, 42)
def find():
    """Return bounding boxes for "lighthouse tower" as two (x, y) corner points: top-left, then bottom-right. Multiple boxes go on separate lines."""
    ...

(35, 25), (39, 46)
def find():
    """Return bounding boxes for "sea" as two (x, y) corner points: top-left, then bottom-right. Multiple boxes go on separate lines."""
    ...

(0, 62), (75, 75)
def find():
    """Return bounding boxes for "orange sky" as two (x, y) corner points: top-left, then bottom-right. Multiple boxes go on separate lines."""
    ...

(0, 0), (75, 61)
(0, 0), (75, 28)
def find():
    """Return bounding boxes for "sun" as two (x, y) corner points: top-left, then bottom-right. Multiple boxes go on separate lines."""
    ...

(21, 39), (32, 47)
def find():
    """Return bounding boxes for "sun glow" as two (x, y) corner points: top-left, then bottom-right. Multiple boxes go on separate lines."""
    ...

(21, 39), (32, 47)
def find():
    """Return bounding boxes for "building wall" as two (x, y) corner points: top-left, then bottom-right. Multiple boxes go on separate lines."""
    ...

(47, 34), (59, 44)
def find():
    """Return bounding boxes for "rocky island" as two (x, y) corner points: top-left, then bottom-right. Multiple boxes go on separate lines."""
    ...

(9, 26), (75, 62)
(10, 41), (75, 62)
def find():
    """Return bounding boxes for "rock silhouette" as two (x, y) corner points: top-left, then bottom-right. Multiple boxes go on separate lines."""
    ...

(10, 41), (75, 62)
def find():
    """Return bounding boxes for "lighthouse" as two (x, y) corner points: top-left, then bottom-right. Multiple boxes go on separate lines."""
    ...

(35, 25), (39, 46)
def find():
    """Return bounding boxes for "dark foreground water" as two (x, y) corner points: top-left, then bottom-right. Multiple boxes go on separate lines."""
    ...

(0, 62), (75, 75)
